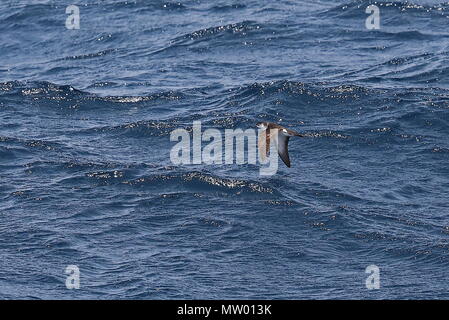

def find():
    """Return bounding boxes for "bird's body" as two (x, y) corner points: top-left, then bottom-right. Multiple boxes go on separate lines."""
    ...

(256, 122), (303, 167)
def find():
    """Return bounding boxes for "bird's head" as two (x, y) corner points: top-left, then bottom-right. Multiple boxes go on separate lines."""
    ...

(256, 122), (268, 130)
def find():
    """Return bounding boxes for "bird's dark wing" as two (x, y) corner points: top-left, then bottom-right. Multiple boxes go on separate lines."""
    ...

(277, 134), (291, 167)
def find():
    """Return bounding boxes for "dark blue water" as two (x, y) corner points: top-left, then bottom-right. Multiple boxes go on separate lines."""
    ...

(1, 0), (448, 299)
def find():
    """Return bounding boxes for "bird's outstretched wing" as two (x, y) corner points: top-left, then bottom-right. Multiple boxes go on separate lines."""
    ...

(258, 127), (294, 167)
(258, 129), (270, 161)
(277, 133), (291, 167)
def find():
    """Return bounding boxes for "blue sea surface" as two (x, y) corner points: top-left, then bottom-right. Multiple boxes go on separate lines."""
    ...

(0, 0), (448, 299)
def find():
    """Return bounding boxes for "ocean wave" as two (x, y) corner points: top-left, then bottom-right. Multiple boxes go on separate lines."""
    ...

(141, 20), (263, 58)
(325, 1), (449, 19)
(122, 171), (277, 195)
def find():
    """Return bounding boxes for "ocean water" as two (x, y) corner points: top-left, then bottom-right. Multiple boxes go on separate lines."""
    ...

(0, 0), (448, 299)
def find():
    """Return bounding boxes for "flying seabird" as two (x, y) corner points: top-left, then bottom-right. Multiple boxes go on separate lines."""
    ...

(256, 121), (304, 167)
